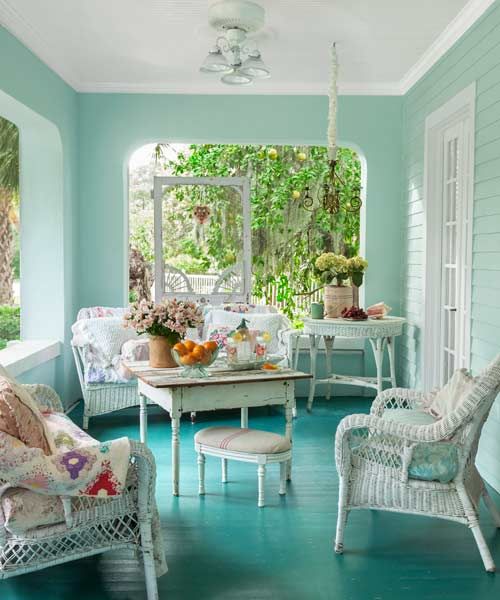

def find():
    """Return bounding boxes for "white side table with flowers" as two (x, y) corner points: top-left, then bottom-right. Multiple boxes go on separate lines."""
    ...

(303, 316), (406, 412)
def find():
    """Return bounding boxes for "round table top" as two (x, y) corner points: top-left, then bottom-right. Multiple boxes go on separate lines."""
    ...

(303, 316), (406, 338)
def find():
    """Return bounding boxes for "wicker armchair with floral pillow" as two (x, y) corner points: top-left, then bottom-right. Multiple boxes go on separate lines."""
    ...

(0, 374), (166, 598)
(335, 355), (500, 572)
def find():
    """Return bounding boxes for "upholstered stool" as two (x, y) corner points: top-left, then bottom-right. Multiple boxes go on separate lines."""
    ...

(194, 426), (292, 507)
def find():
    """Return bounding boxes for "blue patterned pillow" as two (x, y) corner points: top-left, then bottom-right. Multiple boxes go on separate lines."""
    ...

(381, 409), (458, 483)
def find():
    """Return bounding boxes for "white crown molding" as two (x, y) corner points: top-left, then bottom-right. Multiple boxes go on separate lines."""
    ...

(0, 0), (495, 96)
(400, 0), (497, 94)
(77, 80), (403, 96)
(0, 0), (80, 90)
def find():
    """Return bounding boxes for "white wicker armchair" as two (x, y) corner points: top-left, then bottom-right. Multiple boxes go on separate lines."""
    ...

(71, 307), (146, 429)
(334, 355), (500, 572)
(0, 383), (165, 599)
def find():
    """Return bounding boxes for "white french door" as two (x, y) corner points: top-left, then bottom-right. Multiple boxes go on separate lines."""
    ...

(423, 85), (475, 390)
(440, 125), (467, 385)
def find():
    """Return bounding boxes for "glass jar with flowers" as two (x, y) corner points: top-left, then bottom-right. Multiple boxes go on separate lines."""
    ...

(124, 299), (203, 368)
(315, 252), (353, 318)
(347, 256), (368, 308)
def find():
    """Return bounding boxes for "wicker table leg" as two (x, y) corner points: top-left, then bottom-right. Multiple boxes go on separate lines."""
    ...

(324, 336), (334, 401)
(307, 334), (318, 412)
(387, 336), (396, 387)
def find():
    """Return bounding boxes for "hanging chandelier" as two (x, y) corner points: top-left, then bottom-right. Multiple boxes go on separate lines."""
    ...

(199, 0), (270, 86)
(302, 43), (362, 215)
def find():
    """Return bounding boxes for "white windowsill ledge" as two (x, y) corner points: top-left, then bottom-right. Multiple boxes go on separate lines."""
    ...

(0, 340), (61, 377)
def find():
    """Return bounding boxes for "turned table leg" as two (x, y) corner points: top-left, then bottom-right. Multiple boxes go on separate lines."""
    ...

(171, 411), (181, 496)
(139, 393), (148, 445)
(285, 390), (293, 480)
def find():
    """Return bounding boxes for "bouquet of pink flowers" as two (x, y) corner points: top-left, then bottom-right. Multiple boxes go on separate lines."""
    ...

(124, 298), (203, 345)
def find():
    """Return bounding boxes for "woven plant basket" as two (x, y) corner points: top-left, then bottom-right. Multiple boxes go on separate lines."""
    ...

(149, 336), (176, 368)
(324, 285), (353, 318)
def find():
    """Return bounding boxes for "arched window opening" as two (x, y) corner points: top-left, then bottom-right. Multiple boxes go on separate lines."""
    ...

(128, 143), (363, 321)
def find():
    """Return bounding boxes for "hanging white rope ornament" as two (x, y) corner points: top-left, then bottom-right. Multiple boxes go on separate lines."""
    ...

(327, 42), (338, 161)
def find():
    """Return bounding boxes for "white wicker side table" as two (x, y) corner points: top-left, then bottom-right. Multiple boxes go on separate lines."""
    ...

(303, 316), (406, 411)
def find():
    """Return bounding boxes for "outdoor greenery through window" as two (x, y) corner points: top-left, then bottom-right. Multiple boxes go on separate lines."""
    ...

(0, 116), (20, 350)
(129, 143), (361, 323)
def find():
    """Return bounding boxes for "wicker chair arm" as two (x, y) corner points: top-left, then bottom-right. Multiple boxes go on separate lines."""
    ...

(334, 413), (449, 477)
(22, 384), (64, 413)
(129, 440), (157, 514)
(370, 388), (430, 417)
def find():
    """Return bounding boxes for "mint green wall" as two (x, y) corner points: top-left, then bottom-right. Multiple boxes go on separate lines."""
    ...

(78, 94), (403, 321)
(400, 1), (500, 490)
(0, 26), (79, 405)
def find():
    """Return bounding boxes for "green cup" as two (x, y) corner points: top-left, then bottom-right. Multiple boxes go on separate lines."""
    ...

(310, 302), (324, 320)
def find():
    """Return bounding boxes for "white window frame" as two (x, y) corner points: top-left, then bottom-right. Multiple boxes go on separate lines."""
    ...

(422, 83), (475, 390)
(153, 175), (251, 304)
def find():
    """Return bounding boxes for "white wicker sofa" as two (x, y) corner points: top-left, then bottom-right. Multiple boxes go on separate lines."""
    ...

(335, 354), (500, 572)
(71, 307), (148, 429)
(0, 380), (166, 599)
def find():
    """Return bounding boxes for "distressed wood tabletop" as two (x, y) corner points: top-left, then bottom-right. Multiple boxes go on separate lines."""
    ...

(124, 360), (311, 389)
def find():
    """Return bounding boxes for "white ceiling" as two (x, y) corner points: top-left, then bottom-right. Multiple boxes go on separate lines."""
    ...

(0, 0), (494, 94)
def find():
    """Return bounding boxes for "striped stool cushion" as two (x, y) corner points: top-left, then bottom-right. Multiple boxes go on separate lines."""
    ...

(195, 426), (291, 454)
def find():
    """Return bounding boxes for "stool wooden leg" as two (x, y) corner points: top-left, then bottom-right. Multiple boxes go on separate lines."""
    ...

(279, 462), (287, 495)
(258, 464), (266, 507)
(221, 458), (228, 483)
(198, 453), (206, 495)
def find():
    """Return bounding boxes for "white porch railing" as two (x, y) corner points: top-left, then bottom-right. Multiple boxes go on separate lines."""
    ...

(156, 272), (323, 315)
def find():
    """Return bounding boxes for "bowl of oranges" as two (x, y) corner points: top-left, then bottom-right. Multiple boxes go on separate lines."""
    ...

(171, 339), (219, 378)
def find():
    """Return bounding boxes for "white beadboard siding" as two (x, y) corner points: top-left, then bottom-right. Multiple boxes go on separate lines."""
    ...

(400, 0), (500, 491)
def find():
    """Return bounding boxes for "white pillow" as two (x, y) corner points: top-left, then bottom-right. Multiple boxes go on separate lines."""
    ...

(72, 317), (139, 367)
(427, 368), (476, 419)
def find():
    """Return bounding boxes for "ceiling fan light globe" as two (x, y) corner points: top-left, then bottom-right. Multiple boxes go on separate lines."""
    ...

(199, 49), (233, 73)
(239, 54), (270, 78)
(220, 70), (253, 85)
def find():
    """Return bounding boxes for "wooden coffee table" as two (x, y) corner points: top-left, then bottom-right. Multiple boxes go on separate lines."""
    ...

(124, 361), (311, 496)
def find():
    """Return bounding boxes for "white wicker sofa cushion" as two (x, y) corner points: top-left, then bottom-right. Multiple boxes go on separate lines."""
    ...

(381, 409), (459, 483)
(195, 426), (291, 454)
(72, 317), (140, 384)
(202, 310), (290, 355)
(427, 368), (476, 419)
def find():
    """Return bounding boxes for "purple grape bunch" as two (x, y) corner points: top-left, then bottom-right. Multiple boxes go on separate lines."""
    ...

(341, 306), (368, 320)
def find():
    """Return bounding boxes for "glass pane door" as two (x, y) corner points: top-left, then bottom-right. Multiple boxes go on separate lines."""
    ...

(440, 126), (463, 386)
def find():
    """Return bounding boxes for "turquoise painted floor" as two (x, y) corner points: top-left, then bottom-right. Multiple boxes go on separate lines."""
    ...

(3, 397), (500, 600)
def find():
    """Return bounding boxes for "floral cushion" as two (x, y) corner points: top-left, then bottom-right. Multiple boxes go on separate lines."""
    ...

(0, 412), (130, 534)
(206, 325), (233, 349)
(1, 488), (67, 535)
(76, 306), (129, 320)
(203, 310), (290, 354)
(381, 409), (459, 483)
(0, 376), (53, 455)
